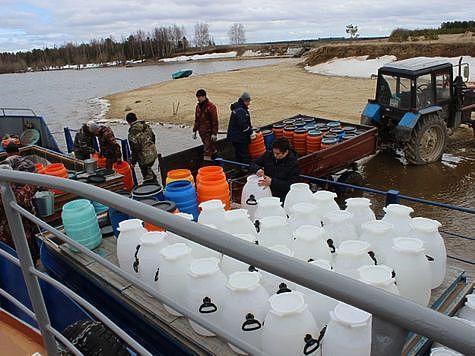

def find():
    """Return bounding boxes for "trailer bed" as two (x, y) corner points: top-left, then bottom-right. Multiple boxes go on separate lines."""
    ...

(158, 114), (378, 184)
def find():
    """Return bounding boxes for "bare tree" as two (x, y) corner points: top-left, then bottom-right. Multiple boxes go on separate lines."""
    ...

(194, 22), (210, 49)
(345, 24), (359, 39)
(228, 23), (246, 44)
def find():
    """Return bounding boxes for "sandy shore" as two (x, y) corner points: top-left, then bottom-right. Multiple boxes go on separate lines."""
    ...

(104, 60), (376, 128)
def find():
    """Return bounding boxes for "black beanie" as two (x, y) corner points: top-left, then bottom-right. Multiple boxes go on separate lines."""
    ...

(196, 89), (207, 97)
(126, 112), (138, 123)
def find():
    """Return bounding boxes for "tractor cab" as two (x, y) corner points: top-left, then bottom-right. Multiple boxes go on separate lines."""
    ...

(362, 57), (473, 165)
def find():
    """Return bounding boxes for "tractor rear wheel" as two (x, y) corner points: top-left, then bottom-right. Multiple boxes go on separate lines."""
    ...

(404, 114), (447, 165)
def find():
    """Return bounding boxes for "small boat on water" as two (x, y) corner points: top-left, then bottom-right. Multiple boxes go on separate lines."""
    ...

(171, 69), (192, 79)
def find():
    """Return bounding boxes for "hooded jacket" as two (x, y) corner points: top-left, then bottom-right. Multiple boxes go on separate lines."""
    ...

(250, 150), (300, 201)
(227, 100), (253, 144)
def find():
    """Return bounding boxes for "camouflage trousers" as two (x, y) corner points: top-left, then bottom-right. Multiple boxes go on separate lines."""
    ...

(139, 163), (158, 184)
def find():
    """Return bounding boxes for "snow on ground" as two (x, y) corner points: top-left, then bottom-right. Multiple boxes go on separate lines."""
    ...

(242, 49), (271, 57)
(305, 56), (475, 82)
(160, 51), (237, 62)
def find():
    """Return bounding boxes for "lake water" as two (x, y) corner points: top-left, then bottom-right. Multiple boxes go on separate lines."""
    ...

(0, 58), (286, 150)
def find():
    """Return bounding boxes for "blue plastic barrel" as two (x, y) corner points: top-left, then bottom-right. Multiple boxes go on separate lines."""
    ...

(131, 184), (164, 201)
(108, 191), (130, 237)
(62, 199), (102, 251)
(262, 129), (274, 150)
(91, 200), (108, 213)
(164, 180), (199, 220)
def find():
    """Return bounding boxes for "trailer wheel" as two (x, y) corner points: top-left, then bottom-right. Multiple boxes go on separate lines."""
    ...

(404, 114), (447, 165)
(61, 320), (129, 356)
(335, 170), (365, 203)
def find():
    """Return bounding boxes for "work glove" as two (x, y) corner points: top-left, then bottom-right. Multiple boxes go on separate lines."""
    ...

(211, 134), (217, 142)
(192, 131), (197, 140)
(250, 132), (257, 140)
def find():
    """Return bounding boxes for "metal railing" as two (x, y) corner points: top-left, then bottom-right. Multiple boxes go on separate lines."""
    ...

(0, 169), (474, 355)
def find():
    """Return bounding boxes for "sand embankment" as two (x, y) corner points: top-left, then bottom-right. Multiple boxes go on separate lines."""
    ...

(105, 60), (375, 128)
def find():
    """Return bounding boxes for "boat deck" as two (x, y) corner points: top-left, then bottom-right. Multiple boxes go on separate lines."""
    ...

(0, 310), (46, 355)
(41, 229), (472, 356)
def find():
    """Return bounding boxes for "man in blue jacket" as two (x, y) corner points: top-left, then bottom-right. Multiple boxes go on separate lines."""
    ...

(227, 92), (256, 164)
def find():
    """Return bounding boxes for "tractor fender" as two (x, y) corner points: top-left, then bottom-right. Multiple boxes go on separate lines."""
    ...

(394, 106), (442, 142)
(361, 102), (381, 125)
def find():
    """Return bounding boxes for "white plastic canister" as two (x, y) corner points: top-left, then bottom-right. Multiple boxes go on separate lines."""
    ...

(117, 219), (147, 275)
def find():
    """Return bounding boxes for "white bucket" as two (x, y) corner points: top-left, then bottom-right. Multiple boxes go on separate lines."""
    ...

(322, 303), (372, 356)
(357, 265), (399, 295)
(198, 199), (225, 228)
(221, 271), (269, 354)
(292, 225), (332, 262)
(254, 196), (287, 221)
(322, 210), (358, 246)
(117, 219), (147, 275)
(185, 257), (227, 336)
(262, 291), (322, 356)
(155, 243), (193, 316)
(257, 216), (292, 248)
(284, 183), (314, 214)
(135, 232), (168, 287)
(334, 240), (376, 279)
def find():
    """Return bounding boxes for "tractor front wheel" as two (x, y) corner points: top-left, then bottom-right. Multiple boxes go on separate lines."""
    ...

(404, 114), (447, 165)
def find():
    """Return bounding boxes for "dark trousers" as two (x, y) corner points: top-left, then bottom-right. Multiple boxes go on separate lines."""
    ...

(139, 163), (158, 183)
(232, 142), (250, 164)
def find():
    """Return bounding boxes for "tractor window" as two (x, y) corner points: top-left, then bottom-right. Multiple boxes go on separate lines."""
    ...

(416, 74), (435, 108)
(435, 73), (451, 102)
(378, 74), (412, 110)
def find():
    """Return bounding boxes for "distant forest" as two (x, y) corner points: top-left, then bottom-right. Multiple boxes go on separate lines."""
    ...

(1, 20), (474, 74)
(389, 20), (475, 41)
(0, 25), (198, 74)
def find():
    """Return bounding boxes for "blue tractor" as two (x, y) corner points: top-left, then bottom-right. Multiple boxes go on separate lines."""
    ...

(361, 57), (474, 164)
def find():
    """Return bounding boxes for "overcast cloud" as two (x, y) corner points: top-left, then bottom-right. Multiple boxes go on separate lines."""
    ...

(1, 0), (473, 52)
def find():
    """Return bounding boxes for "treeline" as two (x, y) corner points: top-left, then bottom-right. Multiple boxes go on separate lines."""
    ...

(0, 25), (200, 74)
(389, 20), (475, 42)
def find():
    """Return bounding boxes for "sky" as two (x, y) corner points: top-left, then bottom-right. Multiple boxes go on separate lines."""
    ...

(1, 0), (474, 53)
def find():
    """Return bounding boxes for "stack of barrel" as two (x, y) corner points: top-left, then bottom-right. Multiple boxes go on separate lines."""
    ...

(166, 169), (195, 185)
(113, 161), (134, 191)
(248, 131), (266, 159)
(196, 166), (230, 210)
(292, 128), (308, 156)
(283, 125), (295, 146)
(272, 124), (285, 139)
(306, 130), (323, 154)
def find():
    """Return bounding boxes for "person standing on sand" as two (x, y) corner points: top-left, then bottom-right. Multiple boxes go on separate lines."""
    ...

(227, 92), (256, 164)
(126, 112), (159, 183)
(87, 120), (122, 170)
(192, 89), (219, 161)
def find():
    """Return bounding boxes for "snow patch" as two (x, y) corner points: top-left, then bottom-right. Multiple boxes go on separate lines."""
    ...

(160, 51), (237, 62)
(242, 50), (271, 57)
(305, 55), (475, 82)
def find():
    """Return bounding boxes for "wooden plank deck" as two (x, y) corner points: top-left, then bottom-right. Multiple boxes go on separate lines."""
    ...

(41, 227), (471, 356)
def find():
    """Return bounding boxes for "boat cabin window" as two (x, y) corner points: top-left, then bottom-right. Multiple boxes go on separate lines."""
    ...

(377, 74), (412, 110)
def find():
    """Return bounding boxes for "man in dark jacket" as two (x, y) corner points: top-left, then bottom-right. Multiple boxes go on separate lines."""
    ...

(251, 137), (300, 202)
(193, 89), (219, 160)
(227, 92), (256, 164)
(88, 121), (122, 170)
(73, 122), (95, 160)
(126, 112), (158, 183)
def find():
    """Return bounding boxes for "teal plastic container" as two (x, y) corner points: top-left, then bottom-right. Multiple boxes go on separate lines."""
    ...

(62, 199), (102, 251)
(91, 200), (109, 213)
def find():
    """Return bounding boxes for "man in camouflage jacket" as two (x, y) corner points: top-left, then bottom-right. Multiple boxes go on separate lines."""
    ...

(73, 123), (95, 160)
(88, 121), (122, 169)
(126, 113), (158, 183)
(192, 89), (219, 160)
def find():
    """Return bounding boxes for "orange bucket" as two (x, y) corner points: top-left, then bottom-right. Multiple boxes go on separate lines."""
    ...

(166, 169), (194, 185)
(113, 161), (134, 191)
(44, 163), (68, 194)
(248, 131), (266, 159)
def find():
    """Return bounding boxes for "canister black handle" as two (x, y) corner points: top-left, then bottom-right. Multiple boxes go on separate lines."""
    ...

(199, 297), (218, 314)
(242, 313), (262, 331)
(248, 265), (259, 273)
(327, 239), (336, 253)
(154, 267), (160, 282)
(276, 282), (292, 294)
(254, 220), (260, 233)
(303, 326), (327, 355)
(426, 255), (434, 262)
(246, 194), (257, 206)
(133, 244), (141, 273)
(368, 251), (378, 265)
